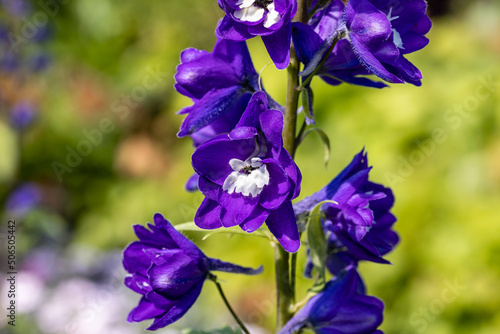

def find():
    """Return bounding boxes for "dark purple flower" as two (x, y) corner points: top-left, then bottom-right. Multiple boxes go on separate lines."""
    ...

(295, 149), (398, 275)
(10, 101), (37, 130)
(216, 0), (297, 69)
(292, 0), (387, 89)
(0, 50), (19, 71)
(278, 269), (384, 334)
(123, 213), (262, 330)
(192, 91), (302, 253)
(175, 38), (259, 140)
(5, 183), (41, 215)
(343, 0), (431, 85)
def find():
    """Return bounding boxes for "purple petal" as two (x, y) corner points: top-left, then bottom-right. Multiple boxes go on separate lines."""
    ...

(123, 241), (157, 273)
(388, 56), (423, 85)
(261, 22), (292, 70)
(178, 86), (245, 137)
(259, 109), (284, 152)
(277, 148), (302, 199)
(350, 34), (403, 83)
(213, 38), (258, 79)
(198, 176), (220, 201)
(239, 205), (269, 232)
(147, 280), (204, 330)
(266, 201), (300, 253)
(259, 160), (290, 210)
(291, 22), (323, 65)
(174, 50), (241, 100)
(309, 270), (357, 322)
(400, 31), (429, 54)
(336, 231), (390, 264)
(195, 198), (224, 229)
(347, 0), (392, 47)
(236, 91), (269, 129)
(148, 254), (205, 298)
(323, 295), (384, 333)
(125, 274), (150, 295)
(145, 290), (177, 309)
(192, 135), (256, 185)
(216, 16), (254, 41)
(153, 213), (206, 259)
(127, 297), (167, 323)
(219, 191), (260, 227)
(229, 126), (258, 140)
(294, 149), (367, 216)
(185, 173), (199, 192)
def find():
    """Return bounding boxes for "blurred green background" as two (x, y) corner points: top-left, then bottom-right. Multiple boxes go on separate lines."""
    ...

(1, 0), (499, 333)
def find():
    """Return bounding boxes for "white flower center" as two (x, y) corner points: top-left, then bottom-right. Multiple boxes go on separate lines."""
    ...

(386, 7), (404, 49)
(223, 157), (270, 197)
(234, 0), (281, 28)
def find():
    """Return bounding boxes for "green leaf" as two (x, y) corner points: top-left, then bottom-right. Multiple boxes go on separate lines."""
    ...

(181, 326), (243, 334)
(301, 86), (314, 121)
(300, 127), (331, 167)
(306, 200), (338, 291)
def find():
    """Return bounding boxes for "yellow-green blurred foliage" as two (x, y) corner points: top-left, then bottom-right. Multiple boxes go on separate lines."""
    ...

(1, 1), (499, 333)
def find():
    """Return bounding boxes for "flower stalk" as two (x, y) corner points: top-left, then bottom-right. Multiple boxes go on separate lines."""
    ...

(210, 275), (251, 334)
(275, 0), (308, 330)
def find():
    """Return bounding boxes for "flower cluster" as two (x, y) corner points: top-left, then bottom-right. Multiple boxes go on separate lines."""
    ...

(123, 0), (431, 332)
(283, 149), (398, 333)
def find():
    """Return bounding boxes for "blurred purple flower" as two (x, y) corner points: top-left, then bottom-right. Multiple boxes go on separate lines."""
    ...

(0, 0), (31, 17)
(10, 101), (37, 130)
(5, 183), (41, 215)
(123, 213), (262, 330)
(30, 53), (51, 72)
(216, 0), (297, 69)
(0, 50), (19, 71)
(278, 269), (384, 334)
(192, 92), (302, 252)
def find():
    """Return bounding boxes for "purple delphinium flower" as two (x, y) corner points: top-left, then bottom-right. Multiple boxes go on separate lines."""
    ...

(295, 149), (398, 276)
(5, 183), (42, 215)
(192, 91), (302, 253)
(292, 0), (387, 89)
(216, 0), (297, 69)
(123, 213), (262, 330)
(175, 38), (259, 140)
(10, 101), (37, 130)
(343, 0), (432, 86)
(278, 269), (384, 334)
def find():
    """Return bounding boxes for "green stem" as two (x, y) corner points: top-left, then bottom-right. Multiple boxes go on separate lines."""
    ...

(275, 245), (292, 331)
(300, 35), (340, 89)
(275, 0), (308, 331)
(291, 250), (298, 305)
(211, 277), (250, 334)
